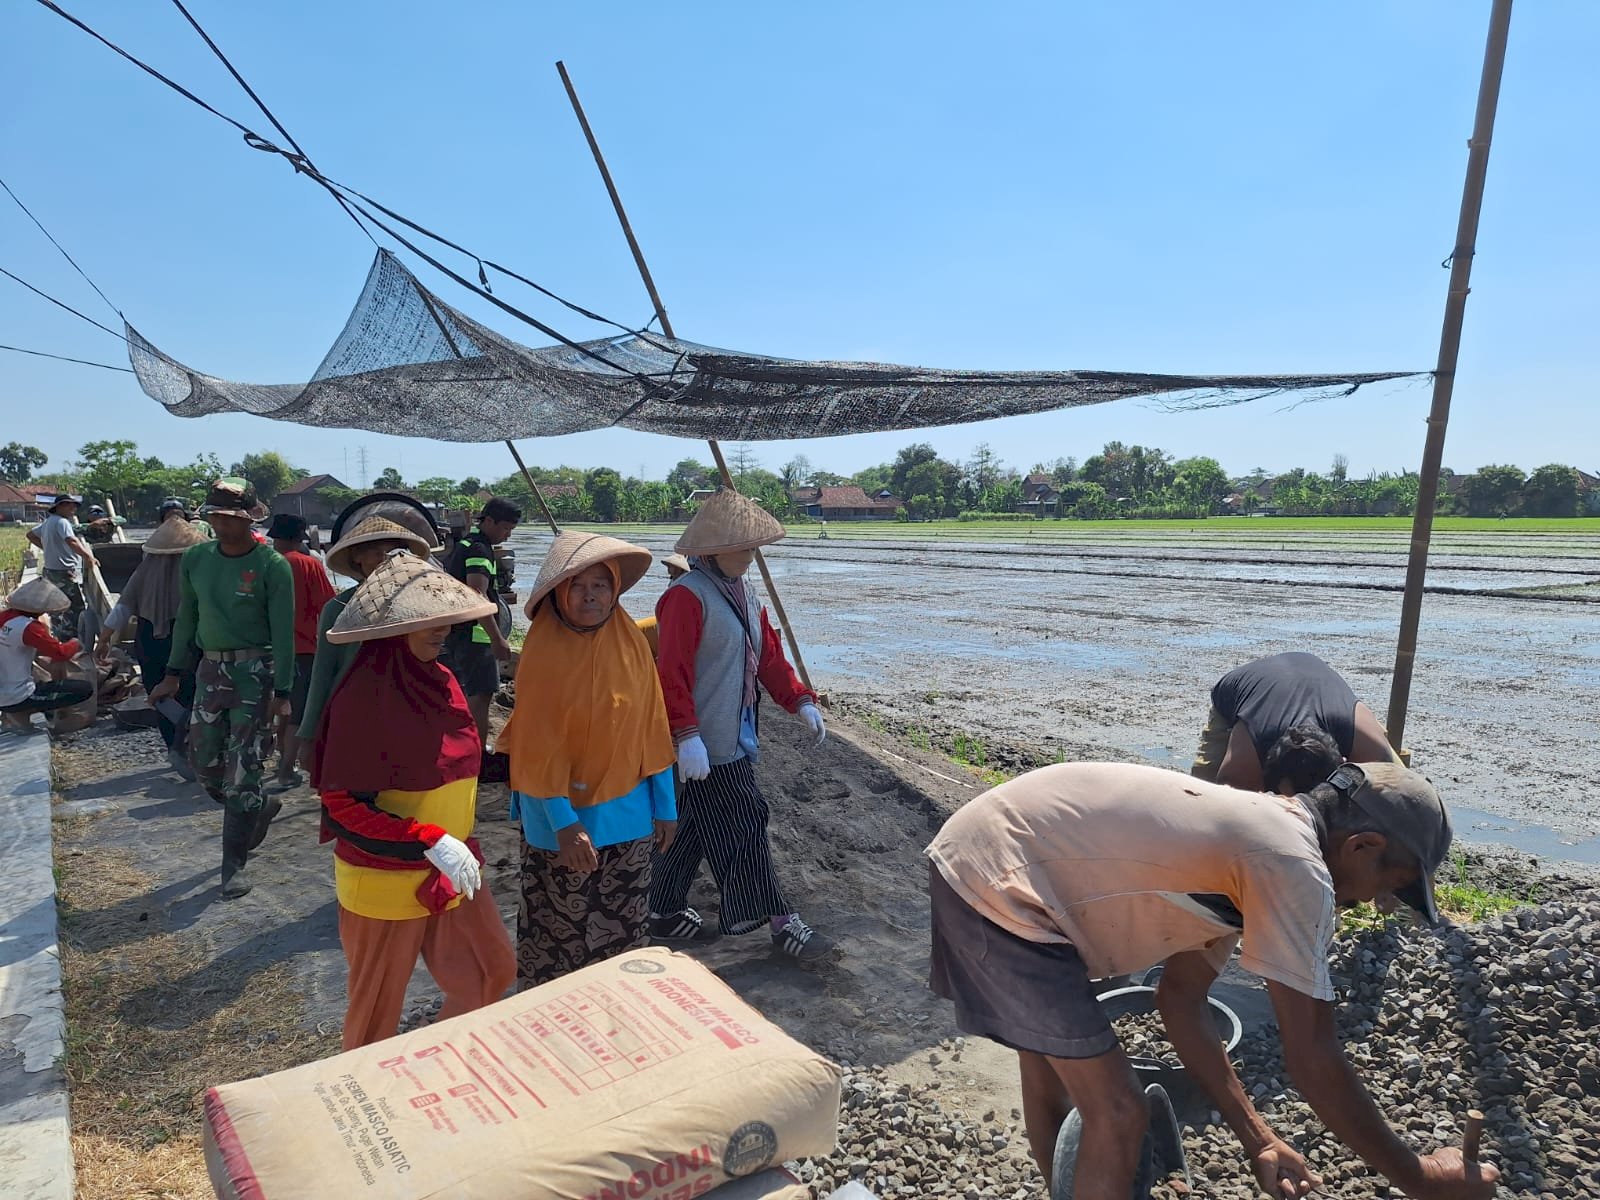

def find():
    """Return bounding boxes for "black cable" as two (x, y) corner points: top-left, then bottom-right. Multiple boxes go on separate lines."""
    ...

(0, 176), (121, 317)
(168, 0), (669, 348)
(32, 0), (677, 356)
(166, 0), (378, 248)
(0, 265), (128, 341)
(0, 343), (135, 372)
(32, 0), (256, 137)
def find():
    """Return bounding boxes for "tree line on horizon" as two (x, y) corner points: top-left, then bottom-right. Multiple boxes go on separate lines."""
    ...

(1, 439), (1591, 523)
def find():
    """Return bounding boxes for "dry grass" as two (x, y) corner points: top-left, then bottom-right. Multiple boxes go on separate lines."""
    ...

(56, 842), (338, 1199)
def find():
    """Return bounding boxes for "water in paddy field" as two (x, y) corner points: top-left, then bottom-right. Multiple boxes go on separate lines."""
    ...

(1449, 806), (1600, 866)
(493, 523), (1599, 854)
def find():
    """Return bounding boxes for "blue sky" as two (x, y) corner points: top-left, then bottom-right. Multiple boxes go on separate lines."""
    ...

(3, 1), (1595, 487)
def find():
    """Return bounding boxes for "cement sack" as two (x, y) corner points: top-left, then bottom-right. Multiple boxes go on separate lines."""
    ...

(708, 1168), (808, 1199)
(202, 947), (839, 1199)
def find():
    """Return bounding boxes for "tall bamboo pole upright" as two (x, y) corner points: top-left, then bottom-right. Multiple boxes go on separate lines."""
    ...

(554, 60), (819, 696)
(1386, 0), (1514, 752)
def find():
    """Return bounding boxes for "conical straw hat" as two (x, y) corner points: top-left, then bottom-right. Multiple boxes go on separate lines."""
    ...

(6, 576), (70, 614)
(331, 491), (441, 549)
(142, 518), (210, 555)
(662, 553), (692, 574)
(326, 552), (496, 644)
(525, 530), (652, 617)
(675, 489), (785, 556)
(326, 516), (435, 579)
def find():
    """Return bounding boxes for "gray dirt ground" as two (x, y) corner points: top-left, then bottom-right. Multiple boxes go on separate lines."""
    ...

(50, 698), (1600, 1198)
(49, 524), (1600, 1196)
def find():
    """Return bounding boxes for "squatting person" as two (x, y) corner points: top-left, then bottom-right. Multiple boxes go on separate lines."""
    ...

(1, 578), (91, 731)
(925, 760), (1498, 1200)
(1193, 651), (1401, 792)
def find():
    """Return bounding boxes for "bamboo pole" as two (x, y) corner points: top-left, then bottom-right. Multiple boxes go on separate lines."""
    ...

(555, 60), (820, 697)
(404, 267), (560, 534)
(1386, 0), (1514, 752)
(503, 439), (561, 535)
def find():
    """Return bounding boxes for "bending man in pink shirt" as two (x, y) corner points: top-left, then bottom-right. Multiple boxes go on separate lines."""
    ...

(926, 761), (1496, 1200)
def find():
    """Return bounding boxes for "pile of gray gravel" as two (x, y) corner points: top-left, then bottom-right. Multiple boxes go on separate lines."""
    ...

(793, 1058), (1043, 1199)
(795, 892), (1599, 1199)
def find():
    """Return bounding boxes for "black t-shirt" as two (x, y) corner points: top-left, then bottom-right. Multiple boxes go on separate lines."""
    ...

(1210, 652), (1357, 763)
(446, 532), (498, 646)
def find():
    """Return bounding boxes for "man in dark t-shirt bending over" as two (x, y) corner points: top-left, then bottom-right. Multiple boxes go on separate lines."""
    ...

(1193, 652), (1401, 791)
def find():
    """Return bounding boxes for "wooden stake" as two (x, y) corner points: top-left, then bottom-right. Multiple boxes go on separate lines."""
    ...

(555, 60), (819, 696)
(1462, 1109), (1484, 1161)
(403, 264), (560, 535)
(1386, 0), (1514, 752)
(503, 439), (561, 535)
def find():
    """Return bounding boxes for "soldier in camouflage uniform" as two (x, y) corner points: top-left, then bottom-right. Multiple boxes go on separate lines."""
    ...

(152, 479), (295, 899)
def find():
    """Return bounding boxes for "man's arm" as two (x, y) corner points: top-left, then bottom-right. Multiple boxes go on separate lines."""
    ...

(25, 528), (42, 549)
(1350, 702), (1403, 764)
(1159, 951), (1274, 1152)
(1216, 720), (1264, 790)
(165, 553), (201, 674)
(264, 554), (297, 694)
(1270, 981), (1496, 1197)
(463, 568), (509, 656)
(69, 533), (95, 567)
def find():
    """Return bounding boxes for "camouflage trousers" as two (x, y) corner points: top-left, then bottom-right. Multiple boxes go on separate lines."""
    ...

(43, 569), (85, 642)
(190, 656), (275, 815)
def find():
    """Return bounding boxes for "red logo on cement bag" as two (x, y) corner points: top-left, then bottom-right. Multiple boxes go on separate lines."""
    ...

(584, 1145), (714, 1200)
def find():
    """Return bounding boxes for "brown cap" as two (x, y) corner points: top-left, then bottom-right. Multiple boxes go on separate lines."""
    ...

(525, 530), (652, 617)
(675, 489), (785, 556)
(326, 515), (434, 579)
(326, 552), (496, 644)
(1327, 762), (1453, 925)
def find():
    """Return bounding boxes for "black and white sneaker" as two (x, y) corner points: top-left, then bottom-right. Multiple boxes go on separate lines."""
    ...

(649, 908), (722, 944)
(772, 916), (836, 962)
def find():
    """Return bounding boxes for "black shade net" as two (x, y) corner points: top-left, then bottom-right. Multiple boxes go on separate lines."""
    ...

(128, 250), (1418, 443)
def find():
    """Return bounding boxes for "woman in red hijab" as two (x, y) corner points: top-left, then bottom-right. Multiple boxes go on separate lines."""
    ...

(316, 551), (516, 1049)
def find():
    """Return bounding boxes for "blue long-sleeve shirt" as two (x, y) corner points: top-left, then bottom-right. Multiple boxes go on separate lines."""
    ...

(510, 767), (676, 851)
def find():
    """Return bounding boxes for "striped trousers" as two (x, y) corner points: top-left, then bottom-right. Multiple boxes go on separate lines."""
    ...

(649, 756), (789, 936)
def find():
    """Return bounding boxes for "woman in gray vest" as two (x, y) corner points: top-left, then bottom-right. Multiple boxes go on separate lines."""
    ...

(649, 489), (834, 961)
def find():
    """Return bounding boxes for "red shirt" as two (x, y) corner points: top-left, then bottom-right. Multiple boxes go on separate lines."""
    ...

(283, 550), (337, 655)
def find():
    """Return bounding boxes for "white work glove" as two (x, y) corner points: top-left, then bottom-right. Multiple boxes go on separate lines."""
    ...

(424, 833), (481, 900)
(676, 735), (711, 781)
(799, 701), (827, 746)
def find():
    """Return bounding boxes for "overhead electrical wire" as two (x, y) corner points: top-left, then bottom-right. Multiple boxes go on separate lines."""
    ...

(0, 343), (135, 372)
(0, 264), (128, 342)
(29, 0), (687, 393)
(0, 175), (122, 318)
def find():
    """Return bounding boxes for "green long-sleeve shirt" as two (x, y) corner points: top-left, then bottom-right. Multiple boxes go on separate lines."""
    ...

(168, 542), (297, 693)
(297, 587), (359, 738)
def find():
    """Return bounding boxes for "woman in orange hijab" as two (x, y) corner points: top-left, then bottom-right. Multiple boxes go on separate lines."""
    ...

(500, 531), (676, 988)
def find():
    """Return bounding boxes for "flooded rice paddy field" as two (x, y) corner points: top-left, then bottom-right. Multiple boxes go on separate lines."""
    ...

(508, 523), (1600, 855)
